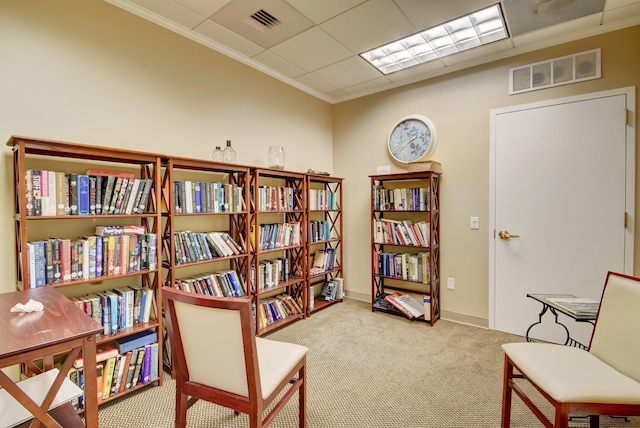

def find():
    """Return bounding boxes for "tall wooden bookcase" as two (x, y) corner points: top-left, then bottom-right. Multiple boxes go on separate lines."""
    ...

(306, 174), (344, 315)
(370, 171), (440, 325)
(248, 168), (307, 336)
(8, 135), (164, 407)
(159, 157), (251, 367)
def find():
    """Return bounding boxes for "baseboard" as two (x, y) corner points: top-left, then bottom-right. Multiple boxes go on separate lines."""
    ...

(344, 290), (489, 329)
(344, 290), (369, 303)
(441, 310), (488, 329)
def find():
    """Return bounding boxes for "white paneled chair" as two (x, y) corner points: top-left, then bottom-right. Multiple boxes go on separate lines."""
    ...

(163, 287), (308, 428)
(501, 271), (640, 428)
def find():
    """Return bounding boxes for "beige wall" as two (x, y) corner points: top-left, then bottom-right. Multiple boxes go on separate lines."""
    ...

(1, 0), (638, 328)
(0, 0), (333, 296)
(334, 26), (640, 326)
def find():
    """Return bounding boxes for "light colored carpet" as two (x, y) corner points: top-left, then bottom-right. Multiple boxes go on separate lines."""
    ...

(96, 298), (640, 427)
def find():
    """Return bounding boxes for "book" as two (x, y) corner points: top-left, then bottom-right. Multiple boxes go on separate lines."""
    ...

(140, 344), (152, 384)
(86, 167), (135, 179)
(131, 346), (146, 388)
(124, 349), (139, 390)
(102, 356), (117, 400)
(74, 343), (119, 369)
(118, 351), (133, 393)
(391, 292), (425, 318)
(408, 160), (442, 173)
(383, 292), (414, 318)
(115, 329), (157, 354)
(546, 297), (599, 315)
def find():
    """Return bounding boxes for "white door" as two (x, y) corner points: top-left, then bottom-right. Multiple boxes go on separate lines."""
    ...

(489, 88), (635, 345)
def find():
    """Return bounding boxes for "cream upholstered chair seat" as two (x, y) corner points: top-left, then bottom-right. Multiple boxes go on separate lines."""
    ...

(163, 288), (308, 428)
(502, 343), (640, 404)
(501, 272), (640, 428)
(255, 337), (308, 400)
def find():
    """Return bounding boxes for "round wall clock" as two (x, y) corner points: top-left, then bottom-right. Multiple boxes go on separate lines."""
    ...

(387, 115), (438, 165)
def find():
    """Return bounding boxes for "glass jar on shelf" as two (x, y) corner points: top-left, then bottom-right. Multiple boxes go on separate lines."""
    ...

(222, 140), (236, 163)
(268, 146), (285, 170)
(212, 145), (224, 162)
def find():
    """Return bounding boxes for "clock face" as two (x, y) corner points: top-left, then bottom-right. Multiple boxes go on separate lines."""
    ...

(387, 115), (437, 165)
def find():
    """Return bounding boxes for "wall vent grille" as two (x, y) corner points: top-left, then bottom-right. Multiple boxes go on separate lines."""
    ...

(251, 9), (281, 29)
(509, 49), (601, 95)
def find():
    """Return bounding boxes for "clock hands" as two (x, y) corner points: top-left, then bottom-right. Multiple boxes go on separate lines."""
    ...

(394, 135), (417, 153)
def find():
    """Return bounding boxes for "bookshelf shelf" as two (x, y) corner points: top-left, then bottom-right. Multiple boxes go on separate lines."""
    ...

(306, 174), (344, 316)
(370, 171), (440, 325)
(7, 135), (164, 413)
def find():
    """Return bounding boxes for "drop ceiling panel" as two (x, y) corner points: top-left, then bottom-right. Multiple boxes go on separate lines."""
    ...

(269, 27), (354, 72)
(503, 0), (606, 37)
(252, 50), (306, 78)
(210, 0), (314, 49)
(394, 0), (498, 32)
(512, 14), (604, 48)
(284, 0), (366, 25)
(127, 0), (205, 28)
(439, 39), (513, 67)
(194, 19), (264, 57)
(343, 76), (392, 94)
(384, 59), (446, 83)
(319, 0), (416, 53)
(294, 73), (339, 94)
(312, 56), (383, 89)
(603, 1), (640, 22)
(174, 0), (231, 18)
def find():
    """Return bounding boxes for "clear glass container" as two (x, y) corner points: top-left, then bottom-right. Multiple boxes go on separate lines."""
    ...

(212, 145), (224, 162)
(222, 140), (236, 163)
(268, 146), (285, 170)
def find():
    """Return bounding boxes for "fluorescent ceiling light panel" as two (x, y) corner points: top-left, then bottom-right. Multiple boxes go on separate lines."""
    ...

(360, 4), (508, 75)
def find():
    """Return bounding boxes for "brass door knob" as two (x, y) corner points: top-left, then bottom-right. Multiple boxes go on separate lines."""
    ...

(498, 230), (520, 240)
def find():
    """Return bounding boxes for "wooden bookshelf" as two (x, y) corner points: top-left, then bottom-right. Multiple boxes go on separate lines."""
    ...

(7, 135), (164, 410)
(306, 174), (344, 315)
(370, 171), (440, 325)
(248, 168), (307, 336)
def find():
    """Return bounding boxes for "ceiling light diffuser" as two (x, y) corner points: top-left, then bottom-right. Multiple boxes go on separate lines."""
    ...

(360, 4), (508, 74)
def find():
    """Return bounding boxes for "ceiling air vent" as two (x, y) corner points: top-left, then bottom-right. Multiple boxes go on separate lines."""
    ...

(251, 9), (281, 29)
(509, 49), (600, 95)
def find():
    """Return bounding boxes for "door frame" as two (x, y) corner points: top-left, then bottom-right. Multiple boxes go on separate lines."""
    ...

(488, 86), (635, 330)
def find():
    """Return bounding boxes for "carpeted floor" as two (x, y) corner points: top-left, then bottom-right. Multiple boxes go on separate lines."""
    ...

(96, 298), (640, 427)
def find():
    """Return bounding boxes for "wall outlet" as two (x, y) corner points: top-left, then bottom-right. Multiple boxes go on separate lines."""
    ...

(447, 277), (455, 290)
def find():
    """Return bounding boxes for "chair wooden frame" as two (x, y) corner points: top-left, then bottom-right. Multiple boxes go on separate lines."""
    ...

(501, 271), (640, 428)
(163, 287), (307, 428)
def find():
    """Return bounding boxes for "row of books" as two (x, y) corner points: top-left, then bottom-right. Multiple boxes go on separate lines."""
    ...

(373, 219), (430, 247)
(310, 248), (337, 275)
(170, 270), (245, 297)
(373, 251), (430, 283)
(308, 189), (338, 211)
(253, 185), (297, 212)
(26, 233), (157, 288)
(70, 286), (155, 336)
(250, 257), (291, 289)
(309, 220), (332, 243)
(173, 180), (244, 214)
(372, 185), (430, 211)
(24, 168), (153, 217)
(70, 338), (159, 408)
(173, 230), (244, 265)
(255, 294), (304, 329)
(256, 222), (301, 250)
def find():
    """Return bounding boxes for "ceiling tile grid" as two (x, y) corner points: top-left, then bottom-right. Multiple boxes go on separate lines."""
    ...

(107, 0), (640, 103)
